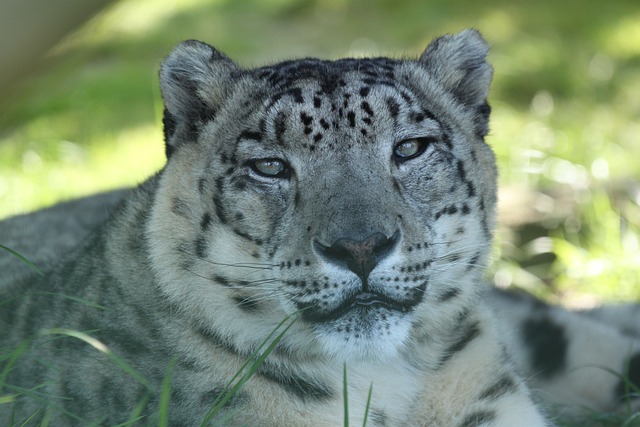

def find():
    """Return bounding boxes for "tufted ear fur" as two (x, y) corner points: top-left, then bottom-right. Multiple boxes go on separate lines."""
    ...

(159, 40), (240, 158)
(419, 30), (493, 137)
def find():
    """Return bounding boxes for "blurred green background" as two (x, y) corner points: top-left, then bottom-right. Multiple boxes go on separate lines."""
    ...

(0, 0), (638, 304)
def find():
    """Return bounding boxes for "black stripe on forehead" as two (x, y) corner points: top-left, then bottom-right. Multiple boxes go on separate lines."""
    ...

(254, 56), (399, 94)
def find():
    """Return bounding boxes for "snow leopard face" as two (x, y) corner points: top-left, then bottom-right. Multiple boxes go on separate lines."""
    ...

(148, 30), (497, 362)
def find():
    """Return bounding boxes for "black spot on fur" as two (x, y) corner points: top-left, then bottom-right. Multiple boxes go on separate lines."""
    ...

(475, 101), (492, 138)
(458, 410), (496, 427)
(456, 159), (467, 181)
(386, 97), (399, 118)
(213, 197), (227, 224)
(184, 105), (217, 143)
(233, 296), (261, 313)
(171, 198), (190, 219)
(466, 181), (476, 197)
(288, 87), (304, 103)
(615, 353), (640, 400)
(163, 109), (178, 157)
(442, 131), (453, 149)
(347, 111), (356, 127)
(199, 387), (243, 408)
(300, 112), (313, 126)
(479, 376), (517, 400)
(361, 101), (374, 116)
(100, 376), (129, 414)
(467, 252), (481, 271)
(200, 212), (213, 231)
(195, 236), (207, 258)
(370, 410), (387, 426)
(441, 321), (481, 365)
(232, 228), (263, 246)
(98, 324), (151, 357)
(274, 111), (288, 144)
(198, 177), (206, 194)
(438, 287), (460, 302)
(213, 275), (231, 287)
(194, 324), (241, 355)
(435, 204), (460, 220)
(258, 364), (333, 401)
(421, 108), (437, 122)
(239, 130), (263, 142)
(60, 376), (87, 415)
(522, 317), (567, 378)
(392, 178), (402, 194)
(215, 176), (224, 192)
(359, 86), (370, 97)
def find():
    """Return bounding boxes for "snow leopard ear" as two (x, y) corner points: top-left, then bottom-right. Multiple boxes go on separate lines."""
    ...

(419, 29), (493, 110)
(159, 40), (240, 158)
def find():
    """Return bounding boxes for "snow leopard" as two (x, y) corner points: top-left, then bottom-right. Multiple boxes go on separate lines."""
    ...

(1, 29), (639, 426)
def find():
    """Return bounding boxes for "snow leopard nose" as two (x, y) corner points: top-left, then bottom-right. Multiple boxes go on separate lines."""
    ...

(315, 232), (399, 286)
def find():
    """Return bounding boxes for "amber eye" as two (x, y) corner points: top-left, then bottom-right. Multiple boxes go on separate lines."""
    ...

(250, 158), (290, 178)
(393, 138), (431, 161)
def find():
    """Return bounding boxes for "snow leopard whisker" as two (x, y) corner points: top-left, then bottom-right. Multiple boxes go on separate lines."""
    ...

(200, 260), (277, 270)
(432, 242), (492, 261)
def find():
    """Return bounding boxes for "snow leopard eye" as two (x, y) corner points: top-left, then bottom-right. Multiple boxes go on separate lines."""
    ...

(250, 158), (291, 179)
(393, 138), (432, 161)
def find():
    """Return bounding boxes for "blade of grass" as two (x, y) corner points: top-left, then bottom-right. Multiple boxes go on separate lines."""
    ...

(200, 312), (300, 426)
(113, 394), (150, 427)
(0, 244), (43, 275)
(38, 408), (52, 427)
(207, 311), (301, 410)
(621, 412), (640, 427)
(343, 364), (349, 427)
(41, 329), (151, 389)
(5, 383), (86, 423)
(158, 358), (176, 427)
(0, 340), (29, 388)
(0, 394), (17, 404)
(35, 292), (109, 311)
(17, 407), (41, 427)
(0, 292), (108, 311)
(362, 383), (373, 427)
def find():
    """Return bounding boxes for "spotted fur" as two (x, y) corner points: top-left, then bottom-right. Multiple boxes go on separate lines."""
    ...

(1, 30), (638, 426)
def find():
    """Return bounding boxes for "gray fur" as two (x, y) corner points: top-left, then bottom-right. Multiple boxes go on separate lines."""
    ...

(0, 189), (127, 287)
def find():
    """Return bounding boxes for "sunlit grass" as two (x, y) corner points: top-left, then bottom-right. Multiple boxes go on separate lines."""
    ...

(0, 124), (163, 215)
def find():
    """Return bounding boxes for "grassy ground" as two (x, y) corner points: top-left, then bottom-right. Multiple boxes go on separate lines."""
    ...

(2, 0), (637, 303)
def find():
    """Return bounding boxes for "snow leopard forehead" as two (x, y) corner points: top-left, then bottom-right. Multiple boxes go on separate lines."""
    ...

(159, 29), (492, 159)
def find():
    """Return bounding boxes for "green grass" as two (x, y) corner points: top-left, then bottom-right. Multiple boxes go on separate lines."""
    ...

(0, 300), (301, 425)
